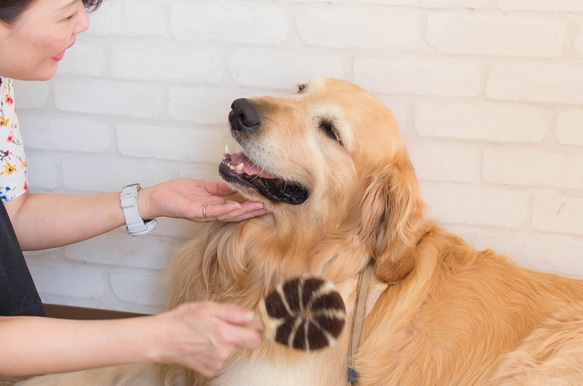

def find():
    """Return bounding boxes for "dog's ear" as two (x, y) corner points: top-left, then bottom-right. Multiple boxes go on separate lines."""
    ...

(357, 156), (427, 283)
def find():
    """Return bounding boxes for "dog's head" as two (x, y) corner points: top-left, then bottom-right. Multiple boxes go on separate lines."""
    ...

(220, 78), (428, 282)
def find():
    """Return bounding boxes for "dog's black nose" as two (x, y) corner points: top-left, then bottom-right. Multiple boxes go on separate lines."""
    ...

(230, 98), (261, 133)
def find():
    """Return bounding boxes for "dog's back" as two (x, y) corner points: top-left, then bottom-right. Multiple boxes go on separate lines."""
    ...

(356, 227), (583, 384)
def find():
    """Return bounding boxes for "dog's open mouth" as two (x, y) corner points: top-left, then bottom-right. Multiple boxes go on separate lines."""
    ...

(219, 149), (309, 205)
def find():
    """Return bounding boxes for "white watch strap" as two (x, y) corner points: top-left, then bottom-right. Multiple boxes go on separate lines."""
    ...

(120, 183), (157, 236)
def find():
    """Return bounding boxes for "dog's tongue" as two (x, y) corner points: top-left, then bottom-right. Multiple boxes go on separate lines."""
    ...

(230, 152), (278, 179)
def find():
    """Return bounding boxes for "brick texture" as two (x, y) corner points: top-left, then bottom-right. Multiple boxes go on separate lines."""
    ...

(428, 13), (565, 57)
(110, 47), (224, 84)
(171, 4), (288, 44)
(483, 148), (583, 189)
(488, 64), (583, 105)
(415, 103), (549, 142)
(533, 193), (583, 235)
(15, 0), (583, 313)
(355, 58), (482, 97)
(297, 9), (419, 50)
(557, 110), (583, 146)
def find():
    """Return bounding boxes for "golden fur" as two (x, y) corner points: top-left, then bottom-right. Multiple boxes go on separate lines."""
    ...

(21, 78), (583, 385)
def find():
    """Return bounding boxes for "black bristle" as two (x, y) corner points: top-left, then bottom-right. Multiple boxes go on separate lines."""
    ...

(306, 322), (329, 350)
(292, 320), (308, 350)
(275, 319), (294, 346)
(265, 290), (290, 319)
(313, 314), (345, 338)
(311, 291), (346, 314)
(282, 278), (302, 313)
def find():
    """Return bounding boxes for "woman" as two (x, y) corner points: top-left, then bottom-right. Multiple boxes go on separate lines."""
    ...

(0, 0), (265, 378)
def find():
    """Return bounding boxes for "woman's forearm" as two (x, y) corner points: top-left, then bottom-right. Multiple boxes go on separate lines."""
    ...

(4, 179), (267, 251)
(0, 316), (160, 376)
(5, 191), (127, 251)
(0, 303), (263, 378)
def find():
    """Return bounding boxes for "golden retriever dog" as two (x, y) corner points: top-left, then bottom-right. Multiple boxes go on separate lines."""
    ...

(20, 78), (583, 385)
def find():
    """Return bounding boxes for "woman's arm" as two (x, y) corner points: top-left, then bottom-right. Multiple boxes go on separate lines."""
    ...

(4, 191), (124, 250)
(0, 302), (262, 377)
(4, 178), (266, 251)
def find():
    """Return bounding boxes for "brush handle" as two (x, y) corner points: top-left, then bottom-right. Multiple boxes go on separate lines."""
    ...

(246, 313), (265, 331)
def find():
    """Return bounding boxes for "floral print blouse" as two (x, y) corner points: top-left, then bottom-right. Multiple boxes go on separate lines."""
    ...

(0, 77), (28, 202)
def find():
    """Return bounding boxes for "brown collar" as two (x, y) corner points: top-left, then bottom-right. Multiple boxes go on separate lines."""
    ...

(347, 260), (375, 385)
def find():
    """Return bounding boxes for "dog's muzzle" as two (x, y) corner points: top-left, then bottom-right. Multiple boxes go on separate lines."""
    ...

(218, 98), (310, 206)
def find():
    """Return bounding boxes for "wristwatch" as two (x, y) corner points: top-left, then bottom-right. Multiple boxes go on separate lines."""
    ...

(120, 183), (158, 236)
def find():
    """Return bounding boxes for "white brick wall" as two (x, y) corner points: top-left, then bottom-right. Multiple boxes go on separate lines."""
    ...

(355, 58), (482, 96)
(557, 110), (583, 145)
(427, 13), (565, 58)
(14, 0), (583, 314)
(488, 64), (583, 105)
(297, 8), (419, 50)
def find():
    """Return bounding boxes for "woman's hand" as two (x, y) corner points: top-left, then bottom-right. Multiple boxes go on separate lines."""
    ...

(7, 178), (266, 250)
(139, 178), (267, 223)
(0, 302), (262, 377)
(152, 302), (263, 377)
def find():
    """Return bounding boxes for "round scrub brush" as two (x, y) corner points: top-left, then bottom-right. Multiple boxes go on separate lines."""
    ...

(248, 275), (347, 351)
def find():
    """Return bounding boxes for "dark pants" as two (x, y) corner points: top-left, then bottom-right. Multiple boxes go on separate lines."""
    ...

(0, 201), (45, 316)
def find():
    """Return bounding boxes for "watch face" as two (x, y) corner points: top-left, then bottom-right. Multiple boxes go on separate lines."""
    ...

(123, 183), (140, 192)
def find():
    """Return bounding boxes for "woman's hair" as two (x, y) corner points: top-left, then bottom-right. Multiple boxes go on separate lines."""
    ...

(0, 0), (103, 24)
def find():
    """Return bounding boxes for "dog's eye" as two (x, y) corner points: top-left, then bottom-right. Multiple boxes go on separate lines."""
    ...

(319, 119), (343, 146)
(297, 84), (307, 94)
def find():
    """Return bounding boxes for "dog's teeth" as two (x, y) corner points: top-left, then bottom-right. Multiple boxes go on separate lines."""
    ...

(229, 164), (236, 171)
(236, 163), (244, 172)
(225, 144), (231, 155)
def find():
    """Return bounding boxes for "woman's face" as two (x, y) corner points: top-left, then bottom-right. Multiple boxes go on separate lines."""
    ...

(0, 0), (90, 81)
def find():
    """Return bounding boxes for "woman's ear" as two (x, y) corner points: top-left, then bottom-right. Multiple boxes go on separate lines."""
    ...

(357, 158), (427, 283)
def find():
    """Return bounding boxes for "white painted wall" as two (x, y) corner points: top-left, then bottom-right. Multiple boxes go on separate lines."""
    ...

(16, 0), (583, 314)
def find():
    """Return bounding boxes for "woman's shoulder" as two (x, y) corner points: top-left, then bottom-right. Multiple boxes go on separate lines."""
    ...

(1, 77), (15, 124)
(0, 76), (28, 202)
(0, 76), (12, 94)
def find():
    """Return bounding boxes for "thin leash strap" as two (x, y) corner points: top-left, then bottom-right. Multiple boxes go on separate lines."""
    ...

(347, 260), (374, 385)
